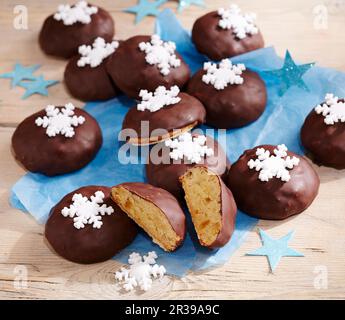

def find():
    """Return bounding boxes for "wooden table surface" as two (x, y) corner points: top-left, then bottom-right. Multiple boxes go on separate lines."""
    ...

(0, 0), (344, 300)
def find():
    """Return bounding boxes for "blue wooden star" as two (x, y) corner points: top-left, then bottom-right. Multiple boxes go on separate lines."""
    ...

(124, 0), (167, 24)
(246, 229), (304, 272)
(0, 63), (41, 88)
(177, 0), (205, 13)
(18, 75), (58, 99)
(262, 50), (314, 96)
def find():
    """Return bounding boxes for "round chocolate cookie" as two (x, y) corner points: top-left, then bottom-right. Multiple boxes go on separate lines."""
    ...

(122, 91), (206, 145)
(146, 134), (230, 200)
(39, 3), (114, 59)
(12, 104), (102, 176)
(192, 10), (264, 60)
(64, 51), (119, 102)
(45, 186), (138, 264)
(187, 68), (267, 129)
(106, 35), (190, 99)
(227, 145), (320, 220)
(301, 98), (345, 169)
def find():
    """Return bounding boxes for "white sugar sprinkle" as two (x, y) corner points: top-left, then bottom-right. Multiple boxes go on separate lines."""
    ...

(53, 1), (98, 26)
(202, 59), (246, 90)
(218, 4), (258, 39)
(77, 37), (119, 68)
(137, 86), (181, 112)
(139, 35), (181, 76)
(247, 144), (300, 182)
(314, 93), (345, 125)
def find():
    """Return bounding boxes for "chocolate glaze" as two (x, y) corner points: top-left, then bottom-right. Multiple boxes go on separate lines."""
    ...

(122, 92), (206, 141)
(226, 145), (320, 220)
(45, 186), (138, 264)
(39, 5), (114, 59)
(111, 182), (186, 249)
(106, 35), (190, 99)
(12, 107), (102, 176)
(192, 11), (264, 60)
(301, 100), (345, 169)
(187, 69), (267, 129)
(146, 135), (230, 200)
(64, 55), (119, 101)
(181, 167), (237, 249)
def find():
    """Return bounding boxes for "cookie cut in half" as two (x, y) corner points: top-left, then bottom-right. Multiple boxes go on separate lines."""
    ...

(180, 166), (237, 249)
(111, 183), (186, 252)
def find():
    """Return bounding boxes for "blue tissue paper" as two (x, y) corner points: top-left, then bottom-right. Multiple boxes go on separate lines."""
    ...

(10, 9), (345, 276)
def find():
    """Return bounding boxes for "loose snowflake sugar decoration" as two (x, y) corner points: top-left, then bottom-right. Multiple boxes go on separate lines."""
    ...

(115, 251), (166, 292)
(54, 1), (98, 26)
(139, 35), (181, 76)
(202, 59), (246, 90)
(61, 191), (115, 229)
(218, 5), (258, 39)
(165, 132), (214, 164)
(35, 103), (85, 138)
(137, 86), (181, 112)
(315, 93), (345, 125)
(247, 144), (300, 182)
(77, 37), (119, 68)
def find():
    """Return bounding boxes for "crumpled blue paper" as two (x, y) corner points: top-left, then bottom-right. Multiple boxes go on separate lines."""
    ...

(10, 9), (345, 276)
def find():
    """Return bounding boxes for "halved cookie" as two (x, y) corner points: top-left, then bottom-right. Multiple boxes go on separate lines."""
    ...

(180, 166), (237, 248)
(111, 182), (186, 251)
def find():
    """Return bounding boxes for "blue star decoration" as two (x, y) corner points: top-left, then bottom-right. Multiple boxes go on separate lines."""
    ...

(246, 229), (304, 272)
(0, 63), (40, 88)
(177, 0), (205, 13)
(18, 75), (59, 100)
(262, 50), (314, 96)
(124, 0), (168, 24)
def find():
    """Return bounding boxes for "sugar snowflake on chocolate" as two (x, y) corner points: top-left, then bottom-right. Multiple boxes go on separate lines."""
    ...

(77, 37), (119, 68)
(54, 1), (98, 25)
(165, 132), (214, 164)
(315, 93), (345, 125)
(115, 251), (166, 292)
(139, 35), (181, 76)
(202, 59), (246, 90)
(61, 191), (115, 229)
(247, 144), (300, 182)
(137, 86), (181, 112)
(35, 103), (85, 138)
(218, 5), (258, 39)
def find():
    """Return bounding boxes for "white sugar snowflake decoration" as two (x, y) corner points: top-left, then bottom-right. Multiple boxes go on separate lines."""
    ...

(165, 132), (214, 164)
(139, 35), (181, 76)
(54, 1), (98, 25)
(137, 86), (181, 112)
(115, 251), (166, 292)
(247, 144), (300, 182)
(218, 5), (258, 39)
(77, 37), (119, 68)
(314, 93), (345, 125)
(61, 191), (115, 229)
(202, 59), (246, 90)
(35, 103), (85, 138)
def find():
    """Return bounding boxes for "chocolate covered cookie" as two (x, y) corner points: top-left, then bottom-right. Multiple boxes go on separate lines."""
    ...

(146, 132), (230, 200)
(301, 94), (345, 169)
(106, 35), (190, 99)
(111, 183), (186, 252)
(180, 166), (237, 249)
(39, 1), (114, 58)
(227, 144), (319, 220)
(192, 5), (264, 60)
(187, 59), (267, 129)
(45, 186), (138, 264)
(12, 103), (102, 176)
(122, 86), (206, 145)
(64, 37), (120, 101)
